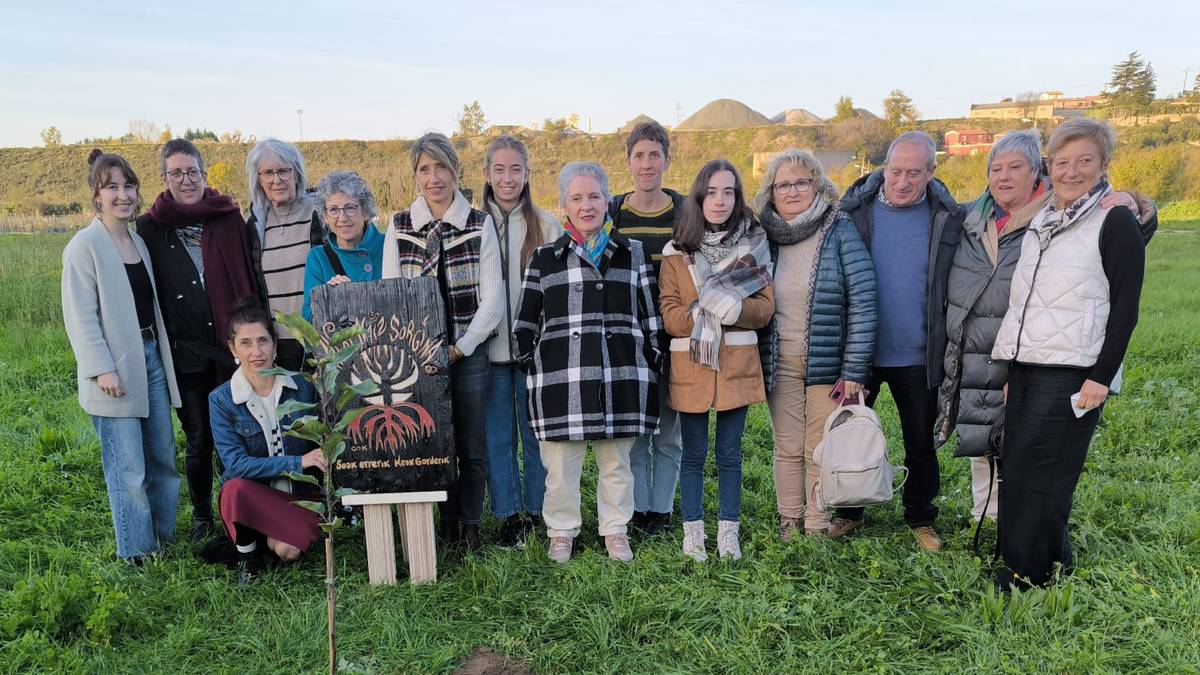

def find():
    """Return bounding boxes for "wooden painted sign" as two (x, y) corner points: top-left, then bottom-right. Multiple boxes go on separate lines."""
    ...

(311, 277), (455, 494)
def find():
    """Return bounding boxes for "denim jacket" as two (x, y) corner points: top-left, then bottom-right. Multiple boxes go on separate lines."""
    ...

(208, 371), (318, 484)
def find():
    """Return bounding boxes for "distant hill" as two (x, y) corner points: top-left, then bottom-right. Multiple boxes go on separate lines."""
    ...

(676, 99), (771, 131)
(853, 108), (881, 120)
(619, 115), (658, 134)
(770, 109), (826, 126)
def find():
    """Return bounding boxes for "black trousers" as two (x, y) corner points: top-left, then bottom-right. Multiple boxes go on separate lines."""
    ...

(998, 364), (1099, 588)
(176, 369), (225, 521)
(836, 365), (940, 527)
(441, 349), (490, 525)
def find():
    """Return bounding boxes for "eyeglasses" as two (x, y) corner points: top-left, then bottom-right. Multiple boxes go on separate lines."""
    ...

(772, 179), (814, 195)
(325, 204), (361, 218)
(164, 169), (204, 184)
(258, 167), (295, 182)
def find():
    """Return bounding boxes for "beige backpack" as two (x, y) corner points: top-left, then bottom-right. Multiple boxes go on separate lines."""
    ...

(813, 401), (908, 509)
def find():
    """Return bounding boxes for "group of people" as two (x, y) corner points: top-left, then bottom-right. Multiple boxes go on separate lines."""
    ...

(61, 116), (1151, 590)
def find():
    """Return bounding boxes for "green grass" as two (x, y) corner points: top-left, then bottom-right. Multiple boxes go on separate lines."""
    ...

(1, 222), (1198, 673)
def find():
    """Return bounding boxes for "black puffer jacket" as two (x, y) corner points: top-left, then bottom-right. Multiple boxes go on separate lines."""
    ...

(839, 170), (964, 388)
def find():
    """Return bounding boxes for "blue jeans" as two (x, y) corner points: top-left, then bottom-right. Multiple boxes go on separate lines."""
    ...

(678, 406), (748, 522)
(444, 349), (490, 525)
(91, 339), (180, 558)
(483, 363), (545, 518)
(630, 383), (682, 513)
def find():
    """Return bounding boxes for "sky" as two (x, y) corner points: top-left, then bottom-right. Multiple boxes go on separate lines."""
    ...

(1, 0), (1196, 148)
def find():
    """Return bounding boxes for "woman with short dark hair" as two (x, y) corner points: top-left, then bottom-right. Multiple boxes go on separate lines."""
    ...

(136, 138), (258, 543)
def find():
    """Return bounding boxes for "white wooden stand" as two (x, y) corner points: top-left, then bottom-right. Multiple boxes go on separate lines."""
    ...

(342, 491), (447, 585)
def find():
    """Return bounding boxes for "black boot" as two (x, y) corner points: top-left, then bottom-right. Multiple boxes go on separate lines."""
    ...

(496, 515), (527, 549)
(462, 524), (482, 552)
(439, 518), (461, 546)
(190, 517), (215, 544)
(236, 549), (262, 585)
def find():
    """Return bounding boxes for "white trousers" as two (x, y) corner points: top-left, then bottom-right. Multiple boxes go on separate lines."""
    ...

(540, 437), (636, 538)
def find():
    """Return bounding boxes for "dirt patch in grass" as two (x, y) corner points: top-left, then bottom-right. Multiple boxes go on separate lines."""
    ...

(454, 647), (533, 675)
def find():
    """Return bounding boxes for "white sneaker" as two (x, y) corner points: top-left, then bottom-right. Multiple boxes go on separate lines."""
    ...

(682, 520), (708, 562)
(717, 520), (741, 560)
(547, 536), (573, 563)
(604, 534), (634, 562)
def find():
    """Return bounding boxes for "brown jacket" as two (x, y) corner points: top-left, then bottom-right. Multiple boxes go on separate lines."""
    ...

(659, 253), (775, 413)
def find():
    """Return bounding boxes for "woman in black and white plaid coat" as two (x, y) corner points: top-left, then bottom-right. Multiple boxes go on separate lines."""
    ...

(514, 162), (664, 564)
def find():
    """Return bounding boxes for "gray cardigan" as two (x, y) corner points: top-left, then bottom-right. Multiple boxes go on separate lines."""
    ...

(62, 218), (181, 417)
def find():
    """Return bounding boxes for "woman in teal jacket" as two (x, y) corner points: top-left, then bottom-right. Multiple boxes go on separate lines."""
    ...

(302, 170), (384, 321)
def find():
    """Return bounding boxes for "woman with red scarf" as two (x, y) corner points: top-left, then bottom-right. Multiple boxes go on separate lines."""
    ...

(136, 138), (259, 543)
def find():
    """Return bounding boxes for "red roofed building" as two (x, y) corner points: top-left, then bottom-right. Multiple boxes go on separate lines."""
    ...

(945, 128), (995, 156)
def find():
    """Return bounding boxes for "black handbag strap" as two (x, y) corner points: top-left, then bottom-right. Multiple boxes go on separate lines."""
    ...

(323, 241), (348, 278)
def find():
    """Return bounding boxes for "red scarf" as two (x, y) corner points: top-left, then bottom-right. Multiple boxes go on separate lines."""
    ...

(146, 188), (260, 343)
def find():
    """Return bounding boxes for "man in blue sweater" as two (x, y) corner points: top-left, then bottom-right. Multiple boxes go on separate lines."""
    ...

(832, 132), (964, 551)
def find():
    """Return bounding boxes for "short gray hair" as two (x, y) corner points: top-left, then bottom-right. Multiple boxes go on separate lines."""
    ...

(988, 130), (1043, 173)
(885, 131), (937, 171)
(315, 170), (378, 220)
(752, 148), (840, 214)
(557, 162), (611, 208)
(1046, 118), (1117, 169)
(246, 138), (308, 214)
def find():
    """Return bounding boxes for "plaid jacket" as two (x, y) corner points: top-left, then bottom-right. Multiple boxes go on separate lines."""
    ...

(514, 231), (664, 442)
(386, 195), (490, 344)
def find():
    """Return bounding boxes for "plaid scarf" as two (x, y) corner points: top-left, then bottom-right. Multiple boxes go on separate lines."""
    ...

(564, 215), (613, 268)
(669, 217), (771, 370)
(1032, 180), (1111, 251)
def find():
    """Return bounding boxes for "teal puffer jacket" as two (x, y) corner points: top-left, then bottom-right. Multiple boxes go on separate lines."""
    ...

(760, 209), (878, 390)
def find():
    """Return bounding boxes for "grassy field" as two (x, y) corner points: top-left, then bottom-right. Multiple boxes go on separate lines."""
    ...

(0, 217), (1198, 674)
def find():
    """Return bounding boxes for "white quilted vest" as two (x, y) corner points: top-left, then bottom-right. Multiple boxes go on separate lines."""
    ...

(992, 203), (1111, 368)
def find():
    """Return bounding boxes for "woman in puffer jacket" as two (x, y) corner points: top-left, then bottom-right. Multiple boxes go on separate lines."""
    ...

(935, 130), (1157, 523)
(753, 149), (877, 541)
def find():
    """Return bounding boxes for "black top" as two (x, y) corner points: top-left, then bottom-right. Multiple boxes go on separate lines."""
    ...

(135, 215), (230, 373)
(1091, 207), (1147, 387)
(124, 260), (156, 333)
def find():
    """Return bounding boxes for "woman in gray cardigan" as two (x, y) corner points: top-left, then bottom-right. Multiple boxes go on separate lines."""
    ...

(62, 151), (182, 563)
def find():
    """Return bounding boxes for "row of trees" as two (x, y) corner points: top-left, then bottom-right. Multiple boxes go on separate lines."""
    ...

(39, 120), (248, 147)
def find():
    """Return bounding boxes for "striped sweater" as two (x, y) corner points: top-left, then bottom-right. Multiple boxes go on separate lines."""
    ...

(259, 202), (322, 338)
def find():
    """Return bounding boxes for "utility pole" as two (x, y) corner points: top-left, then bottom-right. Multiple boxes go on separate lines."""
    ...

(296, 109), (304, 141)
(1184, 68), (1192, 98)
(675, 102), (684, 126)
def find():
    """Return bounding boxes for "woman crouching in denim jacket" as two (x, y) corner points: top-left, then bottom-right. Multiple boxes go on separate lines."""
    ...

(209, 298), (327, 583)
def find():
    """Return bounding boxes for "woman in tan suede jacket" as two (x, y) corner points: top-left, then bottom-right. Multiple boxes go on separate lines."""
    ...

(658, 159), (774, 562)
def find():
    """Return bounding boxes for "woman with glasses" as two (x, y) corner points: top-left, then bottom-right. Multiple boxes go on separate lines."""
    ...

(302, 171), (384, 321)
(245, 138), (324, 371)
(752, 149), (877, 541)
(137, 138), (259, 543)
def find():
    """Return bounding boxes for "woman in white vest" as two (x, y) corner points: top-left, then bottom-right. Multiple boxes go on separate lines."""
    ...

(990, 119), (1146, 590)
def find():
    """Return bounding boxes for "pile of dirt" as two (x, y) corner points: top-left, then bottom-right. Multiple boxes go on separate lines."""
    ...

(676, 98), (771, 130)
(770, 108), (827, 126)
(618, 114), (659, 134)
